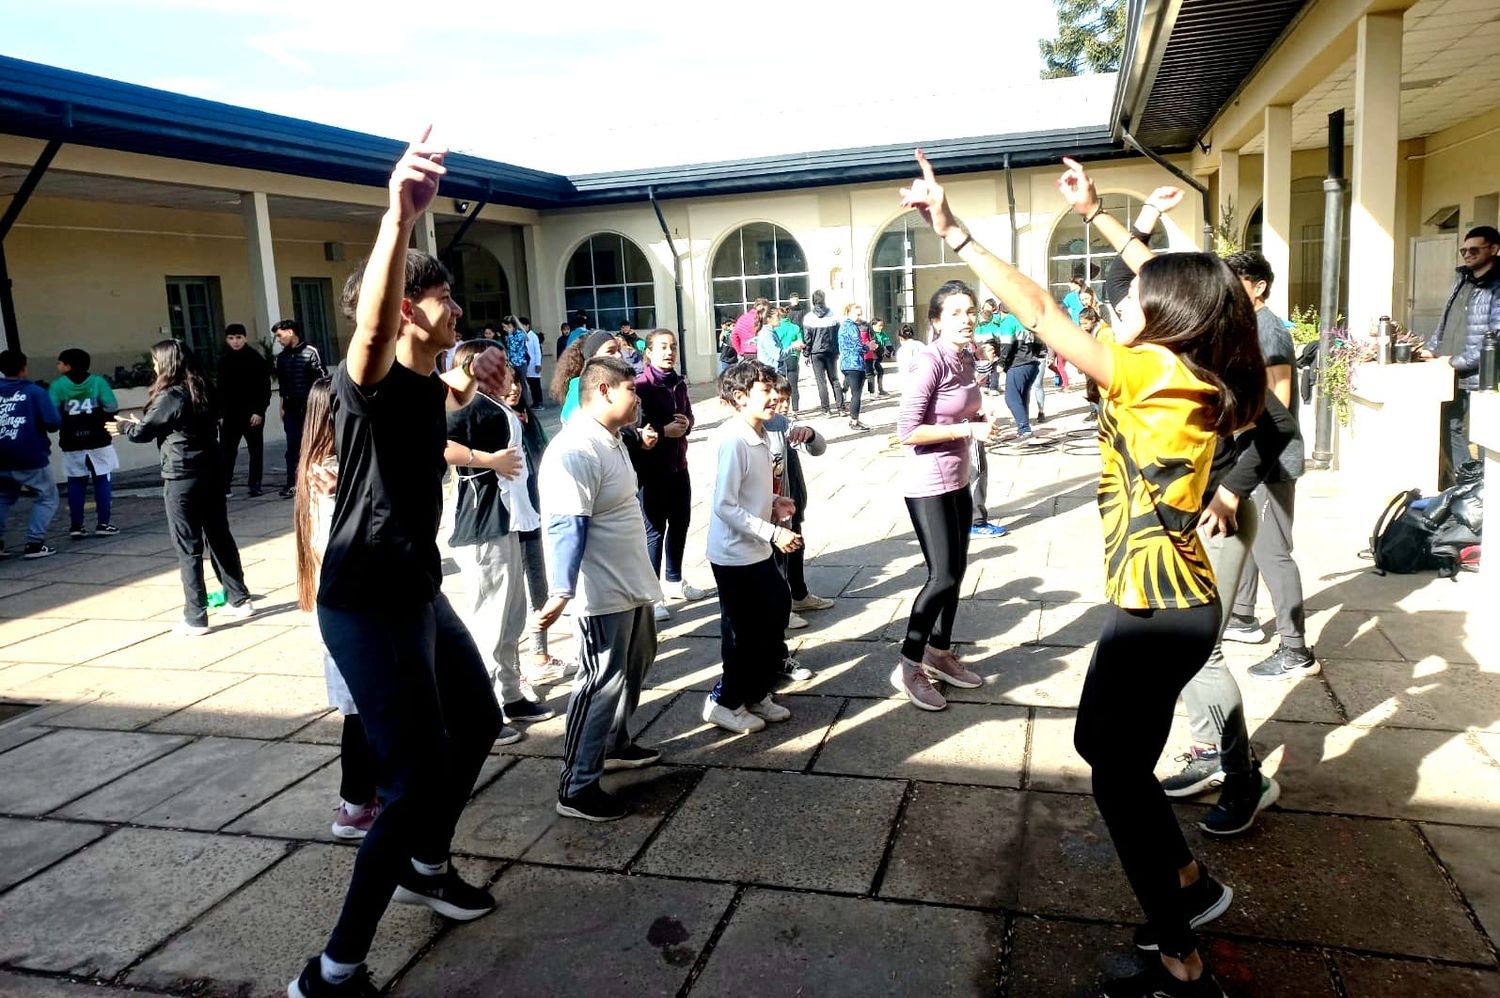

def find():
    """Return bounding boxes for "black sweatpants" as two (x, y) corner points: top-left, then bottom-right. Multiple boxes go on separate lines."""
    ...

(163, 476), (250, 627)
(844, 369), (866, 422)
(710, 557), (790, 709)
(640, 468), (691, 584)
(282, 401), (306, 488)
(219, 412), (264, 491)
(901, 486), (973, 661)
(1073, 600), (1221, 960)
(773, 514), (808, 601)
(810, 354), (845, 413)
(317, 594), (501, 964)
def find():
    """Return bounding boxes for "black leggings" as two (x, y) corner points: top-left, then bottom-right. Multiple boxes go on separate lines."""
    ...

(844, 370), (866, 422)
(339, 714), (378, 806)
(901, 487), (973, 661)
(1073, 600), (1221, 960)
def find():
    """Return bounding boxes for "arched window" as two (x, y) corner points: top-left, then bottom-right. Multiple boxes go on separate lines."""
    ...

(565, 234), (656, 332)
(711, 223), (809, 328)
(870, 210), (971, 326)
(1243, 179), (1348, 315)
(1049, 193), (1166, 302)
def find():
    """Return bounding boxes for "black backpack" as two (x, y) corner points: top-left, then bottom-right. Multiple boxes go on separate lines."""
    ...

(1369, 489), (1436, 575)
(1369, 471), (1484, 579)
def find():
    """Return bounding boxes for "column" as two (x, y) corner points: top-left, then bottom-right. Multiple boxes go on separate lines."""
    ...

(519, 223), (543, 326)
(1263, 107), (1293, 318)
(413, 212), (438, 256)
(1219, 150), (1241, 234)
(1349, 11), (1403, 335)
(241, 192), (280, 342)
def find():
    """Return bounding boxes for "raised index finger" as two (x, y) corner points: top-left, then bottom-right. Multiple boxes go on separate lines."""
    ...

(914, 147), (937, 185)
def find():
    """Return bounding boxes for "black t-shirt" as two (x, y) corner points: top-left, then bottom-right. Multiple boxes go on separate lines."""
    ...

(318, 360), (447, 609)
(446, 393), (512, 546)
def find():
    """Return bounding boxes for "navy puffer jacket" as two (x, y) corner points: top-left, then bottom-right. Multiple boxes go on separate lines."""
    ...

(1425, 265), (1500, 390)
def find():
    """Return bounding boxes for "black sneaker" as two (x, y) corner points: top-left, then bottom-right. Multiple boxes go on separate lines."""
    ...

(1133, 865), (1233, 952)
(278, 486), (296, 499)
(1200, 774), (1280, 836)
(22, 542), (55, 560)
(503, 698), (556, 723)
(604, 744), (661, 771)
(94, 523), (119, 535)
(69, 526), (87, 539)
(1247, 645), (1319, 681)
(778, 656), (814, 682)
(249, 488), (264, 498)
(1100, 963), (1226, 997)
(288, 956), (378, 997)
(391, 866), (495, 921)
(1161, 746), (1224, 799)
(1035, 411), (1047, 424)
(1220, 614), (1265, 644)
(556, 781), (627, 822)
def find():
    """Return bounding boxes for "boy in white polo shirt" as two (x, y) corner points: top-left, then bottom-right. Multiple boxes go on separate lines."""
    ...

(537, 355), (662, 822)
(703, 360), (803, 734)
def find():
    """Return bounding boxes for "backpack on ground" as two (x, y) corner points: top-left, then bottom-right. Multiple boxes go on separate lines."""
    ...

(1369, 488), (1435, 575)
(1368, 475), (1484, 579)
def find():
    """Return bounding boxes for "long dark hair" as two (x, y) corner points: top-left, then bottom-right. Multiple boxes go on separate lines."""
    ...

(147, 339), (213, 411)
(927, 279), (976, 324)
(1135, 253), (1266, 433)
(294, 377), (335, 613)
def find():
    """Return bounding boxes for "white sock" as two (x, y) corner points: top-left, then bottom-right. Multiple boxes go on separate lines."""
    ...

(321, 953), (358, 985)
(340, 799), (365, 813)
(411, 857), (447, 877)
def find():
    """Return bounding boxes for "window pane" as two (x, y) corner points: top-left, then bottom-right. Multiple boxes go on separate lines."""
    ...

(910, 224), (943, 266)
(564, 245), (593, 288)
(592, 238), (624, 286)
(779, 275), (809, 303)
(715, 305), (742, 329)
(623, 241), (653, 283)
(595, 308), (628, 333)
(565, 288), (594, 316)
(740, 222), (776, 276)
(713, 278), (745, 308)
(626, 285), (655, 309)
(745, 277), (776, 305)
(773, 231), (806, 274)
(711, 233), (743, 280)
(630, 306), (657, 330)
(873, 230), (906, 269)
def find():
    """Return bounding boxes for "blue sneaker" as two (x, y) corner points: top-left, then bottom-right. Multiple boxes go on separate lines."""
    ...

(970, 522), (1008, 537)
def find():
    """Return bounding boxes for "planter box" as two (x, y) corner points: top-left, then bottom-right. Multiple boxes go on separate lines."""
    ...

(1342, 360), (1453, 518)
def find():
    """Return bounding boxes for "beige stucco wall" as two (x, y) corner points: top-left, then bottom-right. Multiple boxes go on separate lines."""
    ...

(1411, 106), (1500, 237)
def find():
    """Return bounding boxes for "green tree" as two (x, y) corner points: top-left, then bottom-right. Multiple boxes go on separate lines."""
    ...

(1039, 0), (1126, 79)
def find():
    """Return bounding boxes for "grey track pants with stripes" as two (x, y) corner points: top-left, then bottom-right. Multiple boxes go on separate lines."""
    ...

(558, 604), (657, 797)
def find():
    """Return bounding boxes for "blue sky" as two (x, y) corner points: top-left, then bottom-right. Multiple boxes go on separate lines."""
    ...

(4, 0), (1097, 174)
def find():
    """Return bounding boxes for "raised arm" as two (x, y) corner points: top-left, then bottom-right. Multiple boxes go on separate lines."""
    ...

(347, 128), (447, 387)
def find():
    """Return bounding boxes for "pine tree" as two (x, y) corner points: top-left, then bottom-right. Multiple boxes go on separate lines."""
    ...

(1039, 0), (1126, 79)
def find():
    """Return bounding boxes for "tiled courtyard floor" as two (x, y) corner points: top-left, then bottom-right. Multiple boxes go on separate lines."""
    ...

(0, 372), (1495, 997)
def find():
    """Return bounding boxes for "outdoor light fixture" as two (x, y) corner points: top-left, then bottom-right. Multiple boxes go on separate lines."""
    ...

(454, 199), (472, 213)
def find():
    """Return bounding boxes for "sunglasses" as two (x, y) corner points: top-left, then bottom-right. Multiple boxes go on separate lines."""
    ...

(1460, 246), (1491, 257)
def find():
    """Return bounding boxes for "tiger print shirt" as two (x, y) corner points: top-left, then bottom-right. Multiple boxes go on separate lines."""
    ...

(1097, 339), (1219, 610)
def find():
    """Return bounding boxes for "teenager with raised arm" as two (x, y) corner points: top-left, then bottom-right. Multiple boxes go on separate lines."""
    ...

(901, 150), (1265, 998)
(291, 130), (501, 998)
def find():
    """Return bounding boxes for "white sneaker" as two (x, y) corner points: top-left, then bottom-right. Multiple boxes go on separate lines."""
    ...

(654, 601), (671, 623)
(702, 696), (766, 733)
(790, 593), (834, 611)
(786, 612), (808, 630)
(218, 599), (255, 621)
(664, 581), (706, 601)
(748, 696), (791, 722)
(175, 622), (210, 637)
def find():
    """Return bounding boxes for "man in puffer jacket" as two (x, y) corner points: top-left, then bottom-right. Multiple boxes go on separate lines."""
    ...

(801, 290), (845, 416)
(1422, 225), (1500, 486)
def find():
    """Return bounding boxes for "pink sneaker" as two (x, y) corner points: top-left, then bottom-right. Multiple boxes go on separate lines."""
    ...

(922, 647), (983, 689)
(891, 657), (947, 711)
(331, 800), (380, 840)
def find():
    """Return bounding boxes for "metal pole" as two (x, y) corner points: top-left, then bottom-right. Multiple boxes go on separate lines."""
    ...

(0, 139), (63, 352)
(1312, 110), (1346, 469)
(648, 186), (689, 381)
(1121, 129), (1213, 246)
(1004, 153), (1019, 266)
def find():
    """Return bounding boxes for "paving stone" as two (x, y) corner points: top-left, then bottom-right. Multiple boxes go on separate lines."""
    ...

(1036, 600), (1111, 647)
(1016, 791), (1140, 922)
(636, 769), (904, 893)
(0, 728), (189, 815)
(0, 974), (142, 997)
(651, 598), (729, 640)
(26, 553), (179, 586)
(496, 685), (678, 759)
(0, 616), (65, 650)
(880, 597), (1041, 645)
(0, 582), (182, 622)
(23, 666), (249, 730)
(878, 783), (1023, 907)
(1324, 658), (1500, 731)
(693, 888), (1004, 996)
(644, 692), (842, 771)
(945, 642), (1092, 708)
(1026, 707), (1092, 793)
(391, 865), (733, 997)
(85, 530), (176, 556)
(1298, 608), (1404, 661)
(1419, 823), (1500, 948)
(0, 660), (68, 692)
(127, 845), (482, 996)
(147, 674), (331, 739)
(1335, 954), (1500, 997)
(0, 827), (286, 977)
(813, 698), (1027, 787)
(0, 619), (170, 665)
(641, 635), (722, 692)
(0, 723), (52, 755)
(206, 625), (327, 676)
(1196, 811), (1489, 961)
(787, 595), (904, 643)
(839, 555), (930, 598)
(59, 736), (336, 829)
(90, 623), (293, 670)
(800, 563), (860, 598)
(1255, 720), (1500, 825)
(1366, 609), (1481, 666)
(1212, 654), (1346, 724)
(0, 817), (107, 891)
(781, 639), (902, 698)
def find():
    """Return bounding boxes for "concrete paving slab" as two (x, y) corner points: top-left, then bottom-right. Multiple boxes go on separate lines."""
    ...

(1036, 600), (1111, 647)
(879, 597), (1041, 646)
(0, 577), (50, 600)
(0, 817), (107, 891)
(641, 635), (722, 692)
(90, 623), (292, 670)
(799, 563), (860, 599)
(644, 692), (842, 771)
(1025, 707), (1092, 793)
(1368, 609), (1481, 666)
(84, 530), (176, 556)
(1196, 811), (1489, 961)
(26, 553), (179, 586)
(222, 759), (349, 842)
(147, 674), (330, 739)
(25, 667), (248, 730)
(0, 973), (143, 997)
(1324, 658), (1500, 731)
(0, 582), (182, 621)
(839, 555), (932, 599)
(1299, 608), (1405, 661)
(126, 844), (480, 997)
(813, 698), (1028, 787)
(1335, 954), (1500, 997)
(0, 827), (286, 977)
(58, 736), (336, 829)
(391, 865), (733, 997)
(1419, 823), (1500, 948)
(878, 782), (1024, 908)
(0, 619), (169, 665)
(636, 769), (904, 893)
(693, 888), (1005, 996)
(1215, 655), (1346, 725)
(205, 625), (327, 676)
(970, 559), (1104, 604)
(1256, 720), (1500, 826)
(0, 617), (61, 649)
(787, 594), (904, 643)
(0, 660), (69, 690)
(782, 639), (902, 698)
(0, 728), (189, 815)
(1015, 791), (1141, 922)
(496, 685), (678, 759)
(946, 642), (1092, 708)
(0, 723), (53, 755)
(650, 598), (727, 640)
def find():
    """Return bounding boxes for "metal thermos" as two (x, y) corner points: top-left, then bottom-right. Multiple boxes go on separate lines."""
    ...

(1377, 316), (1396, 365)
(1480, 331), (1498, 392)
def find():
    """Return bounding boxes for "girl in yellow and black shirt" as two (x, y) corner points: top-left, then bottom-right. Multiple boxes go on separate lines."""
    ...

(901, 152), (1264, 998)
